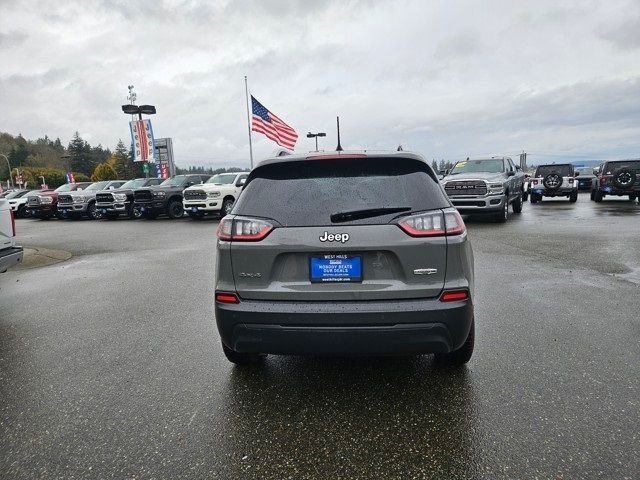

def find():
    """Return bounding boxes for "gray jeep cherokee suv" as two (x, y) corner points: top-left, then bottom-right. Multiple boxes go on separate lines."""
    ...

(215, 151), (475, 366)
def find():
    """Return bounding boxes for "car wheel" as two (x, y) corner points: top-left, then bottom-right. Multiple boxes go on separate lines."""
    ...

(87, 201), (98, 220)
(612, 168), (636, 189)
(590, 189), (595, 201)
(222, 198), (234, 216)
(167, 200), (184, 219)
(594, 190), (604, 203)
(128, 206), (138, 219)
(512, 193), (523, 213)
(494, 199), (508, 223)
(629, 195), (636, 201)
(16, 205), (25, 218)
(222, 343), (265, 365)
(435, 320), (474, 366)
(522, 189), (528, 202)
(132, 206), (143, 219)
(530, 194), (538, 204)
(569, 191), (578, 203)
(543, 173), (562, 191)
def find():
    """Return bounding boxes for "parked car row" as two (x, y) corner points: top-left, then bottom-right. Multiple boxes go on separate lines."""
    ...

(17, 172), (250, 221)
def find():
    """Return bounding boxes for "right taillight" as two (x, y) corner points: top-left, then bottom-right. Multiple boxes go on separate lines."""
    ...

(216, 216), (274, 242)
(397, 209), (465, 237)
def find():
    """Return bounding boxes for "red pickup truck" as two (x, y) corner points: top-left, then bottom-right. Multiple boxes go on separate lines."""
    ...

(27, 183), (92, 219)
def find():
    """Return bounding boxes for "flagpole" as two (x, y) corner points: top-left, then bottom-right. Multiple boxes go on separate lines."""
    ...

(244, 75), (254, 169)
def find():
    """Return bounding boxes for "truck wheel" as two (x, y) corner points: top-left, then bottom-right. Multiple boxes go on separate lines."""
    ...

(222, 198), (234, 216)
(167, 200), (184, 219)
(512, 194), (523, 213)
(132, 206), (143, 219)
(594, 190), (603, 203)
(569, 191), (578, 203)
(222, 343), (265, 365)
(87, 202), (98, 220)
(629, 195), (636, 201)
(522, 189), (528, 202)
(494, 199), (508, 223)
(590, 189), (595, 201)
(16, 205), (25, 218)
(435, 320), (474, 366)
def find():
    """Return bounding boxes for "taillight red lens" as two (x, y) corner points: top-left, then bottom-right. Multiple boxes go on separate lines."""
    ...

(397, 209), (465, 237)
(532, 179), (539, 185)
(10, 209), (16, 237)
(216, 216), (274, 242)
(215, 292), (240, 304)
(568, 178), (574, 184)
(600, 175), (611, 185)
(440, 290), (469, 302)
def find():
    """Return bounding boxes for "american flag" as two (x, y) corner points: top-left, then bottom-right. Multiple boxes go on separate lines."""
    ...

(251, 96), (298, 150)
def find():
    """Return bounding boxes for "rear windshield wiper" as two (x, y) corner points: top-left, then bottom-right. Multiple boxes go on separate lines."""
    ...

(330, 206), (412, 223)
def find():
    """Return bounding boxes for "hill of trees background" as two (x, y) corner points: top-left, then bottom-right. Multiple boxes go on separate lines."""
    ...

(0, 132), (243, 189)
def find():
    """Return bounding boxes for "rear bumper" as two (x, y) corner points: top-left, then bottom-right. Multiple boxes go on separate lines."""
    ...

(0, 246), (23, 273)
(449, 194), (505, 214)
(216, 296), (473, 355)
(598, 187), (640, 196)
(531, 187), (576, 197)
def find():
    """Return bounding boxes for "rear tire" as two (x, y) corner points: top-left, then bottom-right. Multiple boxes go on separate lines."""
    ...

(590, 189), (595, 201)
(569, 191), (578, 203)
(629, 195), (636, 201)
(435, 320), (474, 366)
(512, 194), (523, 213)
(167, 200), (184, 219)
(522, 189), (528, 202)
(16, 205), (26, 218)
(594, 190), (603, 203)
(222, 343), (265, 366)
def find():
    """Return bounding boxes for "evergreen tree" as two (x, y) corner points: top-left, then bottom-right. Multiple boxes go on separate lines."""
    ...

(431, 160), (438, 172)
(111, 139), (129, 179)
(68, 132), (91, 175)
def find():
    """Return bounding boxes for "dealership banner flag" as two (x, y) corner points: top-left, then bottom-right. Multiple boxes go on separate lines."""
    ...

(129, 119), (156, 162)
(66, 172), (75, 183)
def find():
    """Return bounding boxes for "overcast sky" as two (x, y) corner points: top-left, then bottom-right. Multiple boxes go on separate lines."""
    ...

(1, 0), (640, 169)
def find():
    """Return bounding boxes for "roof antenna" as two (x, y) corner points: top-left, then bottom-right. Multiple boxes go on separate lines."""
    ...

(397, 144), (403, 151)
(336, 116), (343, 151)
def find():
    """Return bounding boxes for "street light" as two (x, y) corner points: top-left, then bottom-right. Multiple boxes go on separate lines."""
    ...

(121, 104), (156, 120)
(0, 153), (12, 188)
(306, 132), (326, 152)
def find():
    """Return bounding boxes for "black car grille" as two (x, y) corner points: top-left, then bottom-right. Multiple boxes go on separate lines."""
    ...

(134, 190), (153, 202)
(27, 196), (40, 205)
(444, 181), (488, 196)
(58, 195), (73, 205)
(96, 193), (114, 203)
(184, 190), (206, 200)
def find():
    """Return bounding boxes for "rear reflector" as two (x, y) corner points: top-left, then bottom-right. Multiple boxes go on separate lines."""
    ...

(217, 216), (274, 242)
(215, 292), (240, 304)
(440, 290), (469, 302)
(397, 209), (466, 237)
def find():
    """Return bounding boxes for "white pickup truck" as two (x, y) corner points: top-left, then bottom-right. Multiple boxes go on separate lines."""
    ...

(182, 171), (249, 219)
(0, 198), (23, 273)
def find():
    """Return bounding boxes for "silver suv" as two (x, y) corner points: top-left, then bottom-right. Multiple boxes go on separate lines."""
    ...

(214, 151), (475, 366)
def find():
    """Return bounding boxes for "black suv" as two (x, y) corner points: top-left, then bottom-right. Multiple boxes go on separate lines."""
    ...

(132, 174), (210, 219)
(592, 159), (640, 203)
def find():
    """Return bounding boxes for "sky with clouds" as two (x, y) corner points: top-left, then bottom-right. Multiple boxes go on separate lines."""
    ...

(1, 0), (639, 169)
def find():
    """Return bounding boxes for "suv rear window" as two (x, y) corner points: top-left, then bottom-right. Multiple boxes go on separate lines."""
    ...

(535, 164), (574, 177)
(603, 160), (640, 175)
(234, 157), (450, 227)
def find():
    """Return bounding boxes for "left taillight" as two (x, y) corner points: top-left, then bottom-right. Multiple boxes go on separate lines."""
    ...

(216, 216), (274, 242)
(10, 209), (16, 237)
(397, 209), (466, 237)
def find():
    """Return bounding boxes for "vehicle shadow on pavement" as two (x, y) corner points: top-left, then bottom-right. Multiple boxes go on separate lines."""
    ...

(209, 356), (480, 478)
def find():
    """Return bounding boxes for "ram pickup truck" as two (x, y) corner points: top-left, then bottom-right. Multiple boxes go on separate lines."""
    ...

(27, 183), (92, 219)
(441, 157), (525, 222)
(133, 174), (210, 219)
(0, 198), (22, 273)
(592, 159), (640, 203)
(57, 180), (126, 219)
(529, 164), (578, 203)
(182, 171), (249, 218)
(95, 177), (161, 219)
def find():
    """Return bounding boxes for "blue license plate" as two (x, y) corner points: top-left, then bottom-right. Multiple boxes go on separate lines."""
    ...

(102, 209), (107, 214)
(310, 254), (362, 283)
(192, 207), (198, 212)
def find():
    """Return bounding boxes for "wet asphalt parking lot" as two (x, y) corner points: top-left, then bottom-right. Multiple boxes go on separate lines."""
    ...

(1, 193), (639, 479)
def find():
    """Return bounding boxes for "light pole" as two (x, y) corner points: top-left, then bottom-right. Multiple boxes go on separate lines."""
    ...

(122, 94), (157, 178)
(0, 154), (12, 188)
(306, 132), (326, 152)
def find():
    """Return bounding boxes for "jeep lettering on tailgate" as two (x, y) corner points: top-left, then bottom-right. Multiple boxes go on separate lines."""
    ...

(319, 232), (350, 243)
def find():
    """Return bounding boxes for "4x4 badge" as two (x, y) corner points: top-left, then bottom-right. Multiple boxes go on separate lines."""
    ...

(319, 232), (350, 243)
